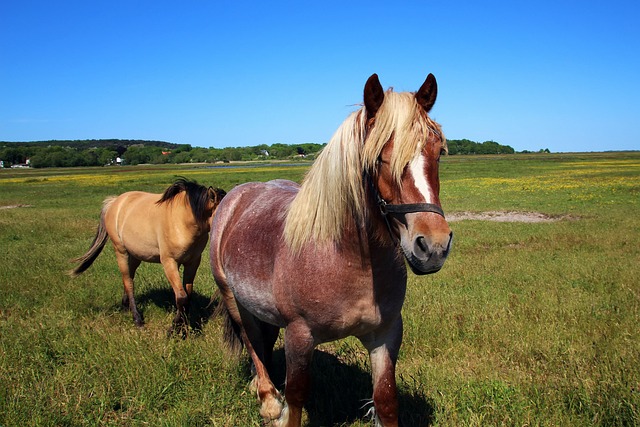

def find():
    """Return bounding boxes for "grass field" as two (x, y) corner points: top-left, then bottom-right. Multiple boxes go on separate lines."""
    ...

(1, 152), (639, 426)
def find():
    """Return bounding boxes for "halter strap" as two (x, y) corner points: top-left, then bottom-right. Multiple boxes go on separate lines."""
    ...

(378, 199), (445, 218)
(370, 174), (446, 219)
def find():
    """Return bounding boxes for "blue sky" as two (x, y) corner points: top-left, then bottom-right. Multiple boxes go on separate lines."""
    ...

(1, 1), (638, 152)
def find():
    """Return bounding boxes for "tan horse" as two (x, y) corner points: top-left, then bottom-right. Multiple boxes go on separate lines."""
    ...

(70, 178), (225, 332)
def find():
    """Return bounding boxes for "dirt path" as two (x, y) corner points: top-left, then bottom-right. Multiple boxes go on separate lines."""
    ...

(447, 211), (570, 223)
(0, 204), (33, 210)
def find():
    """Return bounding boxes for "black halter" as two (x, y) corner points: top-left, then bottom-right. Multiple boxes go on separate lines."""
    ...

(377, 198), (445, 218)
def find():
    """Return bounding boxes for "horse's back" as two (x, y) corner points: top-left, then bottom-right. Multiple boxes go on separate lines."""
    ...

(211, 180), (298, 236)
(103, 191), (167, 261)
(108, 190), (161, 223)
(210, 179), (298, 266)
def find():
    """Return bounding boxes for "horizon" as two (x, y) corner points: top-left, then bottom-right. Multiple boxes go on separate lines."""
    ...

(1, 1), (639, 153)
(4, 138), (639, 155)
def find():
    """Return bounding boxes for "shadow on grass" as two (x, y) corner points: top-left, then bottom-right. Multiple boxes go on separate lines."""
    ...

(239, 348), (435, 427)
(117, 287), (217, 333)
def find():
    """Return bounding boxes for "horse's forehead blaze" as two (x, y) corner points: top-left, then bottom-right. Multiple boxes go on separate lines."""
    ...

(406, 153), (434, 204)
(397, 144), (441, 203)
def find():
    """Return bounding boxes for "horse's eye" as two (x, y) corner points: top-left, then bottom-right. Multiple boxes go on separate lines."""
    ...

(377, 156), (390, 166)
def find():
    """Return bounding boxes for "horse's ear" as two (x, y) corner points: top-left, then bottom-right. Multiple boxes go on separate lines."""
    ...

(211, 187), (226, 204)
(364, 73), (384, 120)
(208, 187), (216, 202)
(416, 73), (438, 113)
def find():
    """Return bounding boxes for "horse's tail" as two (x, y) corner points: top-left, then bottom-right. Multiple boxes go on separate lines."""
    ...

(68, 197), (114, 277)
(211, 290), (244, 355)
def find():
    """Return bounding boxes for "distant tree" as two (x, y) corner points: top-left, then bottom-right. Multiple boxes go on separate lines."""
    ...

(96, 148), (118, 165)
(173, 144), (192, 153)
(269, 143), (295, 158)
(81, 150), (99, 166)
(116, 145), (127, 156)
(0, 146), (35, 165)
(221, 148), (241, 162)
(172, 151), (192, 164)
(123, 146), (163, 165)
(446, 139), (514, 155)
(253, 144), (270, 157)
(187, 147), (209, 162)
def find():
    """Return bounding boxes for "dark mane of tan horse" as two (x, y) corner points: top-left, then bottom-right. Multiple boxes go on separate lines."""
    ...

(157, 177), (218, 224)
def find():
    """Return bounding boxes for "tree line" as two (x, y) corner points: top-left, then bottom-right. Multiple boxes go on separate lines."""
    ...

(1, 138), (519, 168)
(446, 139), (515, 155)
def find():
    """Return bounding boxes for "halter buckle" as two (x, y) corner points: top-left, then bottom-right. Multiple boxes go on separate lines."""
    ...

(377, 197), (389, 216)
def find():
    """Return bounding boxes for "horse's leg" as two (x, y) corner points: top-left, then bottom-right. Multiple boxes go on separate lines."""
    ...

(161, 257), (189, 332)
(277, 321), (315, 427)
(262, 321), (280, 370)
(360, 318), (403, 427)
(213, 263), (283, 420)
(116, 253), (143, 326)
(180, 260), (200, 322)
(235, 305), (283, 422)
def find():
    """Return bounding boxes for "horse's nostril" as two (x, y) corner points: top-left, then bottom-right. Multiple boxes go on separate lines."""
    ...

(415, 236), (428, 254)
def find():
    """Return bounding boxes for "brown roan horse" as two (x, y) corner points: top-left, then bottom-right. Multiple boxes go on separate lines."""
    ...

(70, 178), (226, 332)
(209, 74), (452, 426)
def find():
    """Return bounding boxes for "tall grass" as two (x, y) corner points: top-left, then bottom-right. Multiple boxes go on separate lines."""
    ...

(1, 154), (638, 426)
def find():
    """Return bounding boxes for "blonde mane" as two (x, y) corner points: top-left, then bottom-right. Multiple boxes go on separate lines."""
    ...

(283, 89), (445, 252)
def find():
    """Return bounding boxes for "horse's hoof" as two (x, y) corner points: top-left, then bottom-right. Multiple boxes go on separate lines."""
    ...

(265, 403), (289, 427)
(259, 397), (283, 423)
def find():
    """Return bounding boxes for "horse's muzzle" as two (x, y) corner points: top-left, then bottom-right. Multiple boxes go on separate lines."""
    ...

(403, 231), (453, 275)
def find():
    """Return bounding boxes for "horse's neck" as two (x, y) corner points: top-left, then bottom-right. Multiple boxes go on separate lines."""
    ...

(340, 194), (397, 260)
(361, 182), (397, 248)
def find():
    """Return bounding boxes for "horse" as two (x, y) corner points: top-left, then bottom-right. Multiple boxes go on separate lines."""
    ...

(209, 74), (452, 426)
(70, 178), (226, 332)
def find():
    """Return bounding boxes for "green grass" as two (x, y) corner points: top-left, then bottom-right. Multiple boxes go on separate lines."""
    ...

(1, 153), (639, 426)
